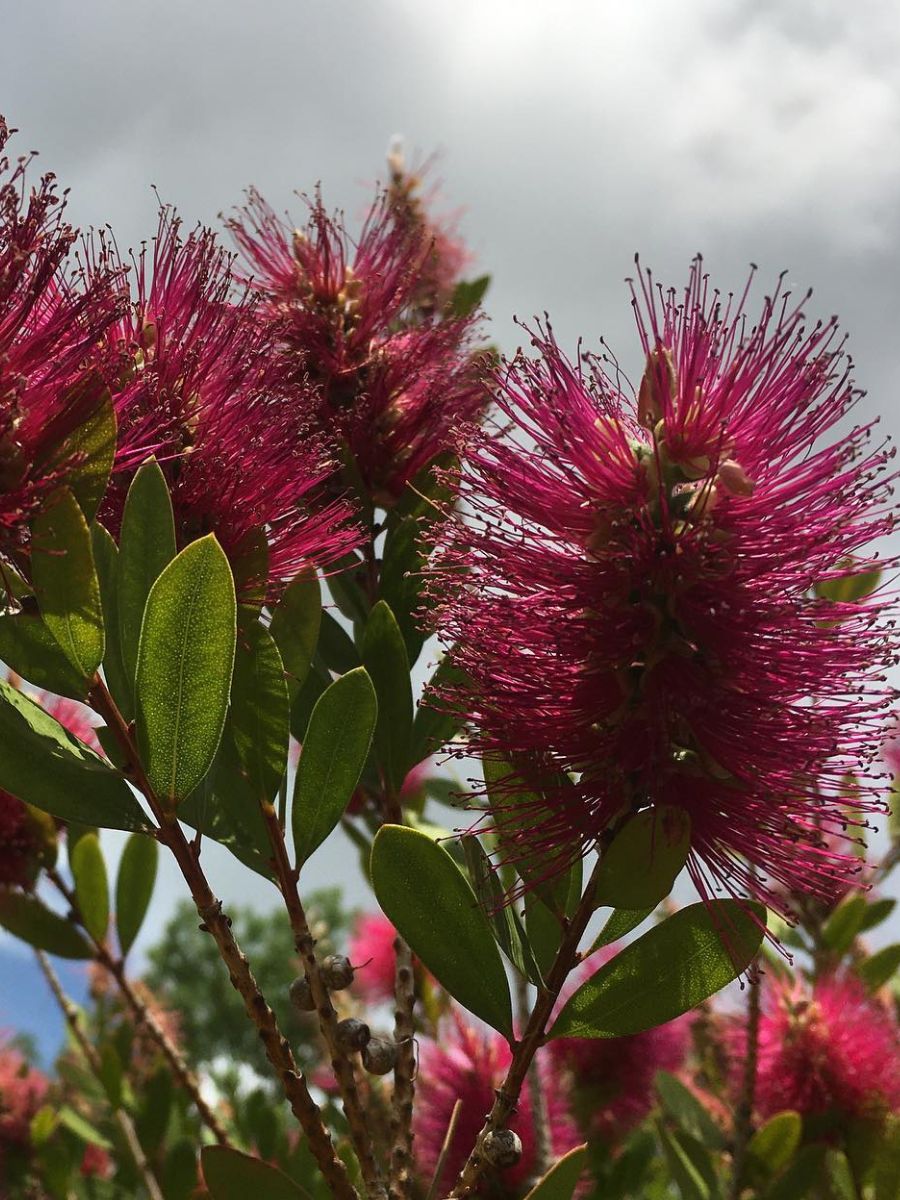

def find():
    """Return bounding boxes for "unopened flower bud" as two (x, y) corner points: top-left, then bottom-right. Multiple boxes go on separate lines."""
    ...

(336, 1018), (371, 1053)
(288, 976), (315, 1012)
(321, 954), (354, 991)
(361, 1036), (397, 1075)
(481, 1128), (522, 1169)
(638, 346), (677, 429)
(717, 458), (755, 497)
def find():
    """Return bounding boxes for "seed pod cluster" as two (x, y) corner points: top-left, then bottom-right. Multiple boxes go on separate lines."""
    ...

(321, 954), (355, 990)
(361, 1035), (397, 1075)
(336, 1018), (371, 1053)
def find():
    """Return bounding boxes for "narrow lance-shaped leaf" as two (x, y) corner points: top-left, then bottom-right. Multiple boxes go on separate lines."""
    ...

(292, 668), (377, 866)
(31, 487), (104, 677)
(361, 600), (413, 793)
(117, 460), (177, 692)
(522, 1145), (588, 1200)
(70, 833), (109, 943)
(115, 834), (158, 957)
(461, 835), (544, 985)
(550, 900), (766, 1039)
(595, 806), (691, 910)
(0, 679), (148, 831)
(201, 1146), (312, 1200)
(230, 616), (290, 806)
(0, 890), (91, 959)
(591, 905), (655, 952)
(269, 570), (322, 697)
(0, 613), (89, 700)
(371, 825), (514, 1037)
(44, 384), (117, 523)
(91, 522), (132, 716)
(135, 535), (237, 807)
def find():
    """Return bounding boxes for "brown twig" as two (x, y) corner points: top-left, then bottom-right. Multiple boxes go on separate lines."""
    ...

(46, 866), (231, 1147)
(88, 678), (357, 1200)
(389, 934), (417, 1200)
(260, 801), (386, 1198)
(425, 1099), (463, 1200)
(729, 957), (761, 1200)
(35, 949), (165, 1200)
(515, 974), (550, 1183)
(448, 857), (604, 1198)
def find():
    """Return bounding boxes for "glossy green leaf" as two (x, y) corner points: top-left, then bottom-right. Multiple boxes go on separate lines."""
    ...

(522, 1144), (588, 1200)
(873, 1120), (900, 1200)
(361, 600), (413, 792)
(525, 891), (563, 979)
(97, 1042), (123, 1108)
(859, 897), (896, 932)
(822, 892), (868, 954)
(449, 274), (491, 318)
(595, 807), (691, 909)
(115, 833), (159, 957)
(57, 1106), (113, 1149)
(656, 1072), (726, 1150)
(117, 460), (177, 692)
(319, 609), (360, 674)
(372, 825), (513, 1037)
(48, 387), (117, 523)
(746, 1111), (802, 1180)
(31, 487), (104, 676)
(293, 668), (377, 866)
(461, 836), (543, 984)
(0, 613), (89, 699)
(762, 1145), (826, 1200)
(231, 617), (290, 806)
(591, 906), (655, 952)
(823, 1150), (857, 1200)
(91, 522), (132, 715)
(658, 1124), (721, 1200)
(135, 535), (237, 806)
(70, 833), (109, 943)
(816, 560), (882, 604)
(0, 679), (148, 831)
(231, 527), (269, 611)
(270, 570), (321, 696)
(856, 943), (900, 992)
(0, 890), (91, 959)
(550, 900), (765, 1039)
(201, 1146), (311, 1200)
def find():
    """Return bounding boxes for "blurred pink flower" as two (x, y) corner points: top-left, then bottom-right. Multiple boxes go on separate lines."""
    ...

(348, 913), (401, 1004)
(0, 792), (45, 888)
(730, 974), (900, 1123)
(414, 1016), (579, 1196)
(0, 1041), (48, 1148)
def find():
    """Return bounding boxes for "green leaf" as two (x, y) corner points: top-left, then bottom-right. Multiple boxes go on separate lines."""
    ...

(816, 560), (882, 604)
(31, 487), (104, 676)
(0, 890), (91, 958)
(762, 1145), (826, 1200)
(522, 1144), (588, 1200)
(550, 900), (765, 1039)
(0, 613), (89, 699)
(91, 522), (132, 715)
(822, 892), (869, 954)
(371, 824), (513, 1037)
(0, 679), (148, 831)
(746, 1111), (801, 1181)
(135, 534), (237, 806)
(361, 601), (413, 792)
(859, 897), (896, 933)
(656, 1072), (726, 1150)
(591, 906), (655, 952)
(525, 891), (564, 980)
(410, 654), (466, 764)
(319, 609), (360, 674)
(97, 1041), (123, 1108)
(117, 460), (177, 693)
(658, 1124), (717, 1200)
(461, 836), (543, 985)
(449, 274), (491, 318)
(57, 1106), (113, 1149)
(270, 570), (321, 696)
(856, 943), (900, 993)
(293, 668), (377, 866)
(595, 807), (691, 909)
(873, 1120), (900, 1200)
(70, 833), (109, 943)
(135, 1065), (173, 1154)
(48, 387), (117, 523)
(201, 1146), (311, 1200)
(115, 834), (158, 957)
(823, 1150), (858, 1200)
(231, 616), (290, 806)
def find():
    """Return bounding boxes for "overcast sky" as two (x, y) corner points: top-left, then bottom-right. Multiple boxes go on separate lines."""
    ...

(2, 0), (900, 1056)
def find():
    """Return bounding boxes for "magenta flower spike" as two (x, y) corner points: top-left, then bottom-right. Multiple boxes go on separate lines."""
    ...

(95, 210), (359, 597)
(228, 187), (485, 504)
(0, 117), (123, 581)
(427, 259), (898, 920)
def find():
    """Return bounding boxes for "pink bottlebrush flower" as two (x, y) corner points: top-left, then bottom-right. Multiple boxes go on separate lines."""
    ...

(348, 912), (401, 1003)
(729, 974), (900, 1124)
(0, 790), (47, 887)
(228, 188), (485, 504)
(93, 210), (359, 598)
(414, 1016), (580, 1197)
(80, 1143), (112, 1179)
(426, 260), (897, 920)
(0, 117), (124, 582)
(0, 1041), (48, 1147)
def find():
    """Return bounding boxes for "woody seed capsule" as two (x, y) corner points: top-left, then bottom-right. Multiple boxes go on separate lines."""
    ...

(321, 954), (355, 990)
(336, 1018), (371, 1052)
(481, 1129), (522, 1169)
(361, 1036), (397, 1075)
(288, 976), (315, 1012)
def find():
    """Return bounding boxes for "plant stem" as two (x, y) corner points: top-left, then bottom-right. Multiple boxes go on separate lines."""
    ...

(88, 678), (358, 1200)
(515, 974), (550, 1182)
(35, 949), (165, 1200)
(729, 957), (761, 1200)
(425, 1100), (462, 1200)
(46, 867), (231, 1147)
(260, 801), (386, 1199)
(448, 857), (604, 1199)
(388, 933), (417, 1200)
